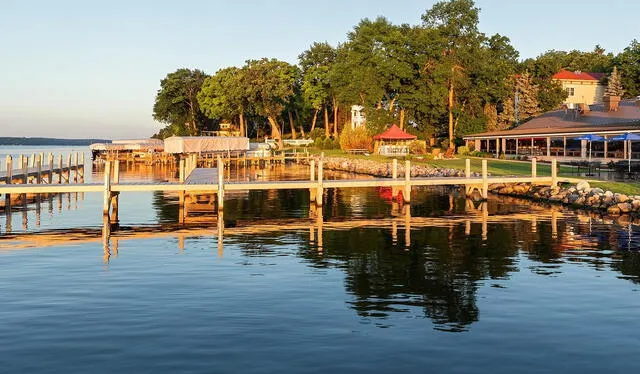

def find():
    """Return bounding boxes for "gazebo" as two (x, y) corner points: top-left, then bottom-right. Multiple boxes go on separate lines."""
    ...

(373, 125), (417, 156)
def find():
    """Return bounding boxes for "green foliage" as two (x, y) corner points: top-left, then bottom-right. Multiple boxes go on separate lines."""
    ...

(198, 66), (246, 122)
(364, 109), (396, 136)
(409, 140), (427, 155)
(153, 68), (208, 135)
(308, 128), (325, 140)
(514, 72), (540, 121)
(457, 145), (470, 155)
(605, 66), (625, 97)
(339, 126), (373, 152)
(615, 40), (640, 97)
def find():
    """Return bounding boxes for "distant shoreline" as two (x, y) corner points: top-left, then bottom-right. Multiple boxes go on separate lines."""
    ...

(0, 137), (111, 146)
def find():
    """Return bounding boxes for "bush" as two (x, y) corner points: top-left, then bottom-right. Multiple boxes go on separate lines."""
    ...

(409, 140), (427, 155)
(498, 153), (506, 160)
(339, 126), (373, 152)
(308, 128), (325, 140)
(457, 145), (470, 156)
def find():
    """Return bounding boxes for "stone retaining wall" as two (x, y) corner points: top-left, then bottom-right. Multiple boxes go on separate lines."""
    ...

(490, 181), (640, 215)
(306, 156), (467, 178)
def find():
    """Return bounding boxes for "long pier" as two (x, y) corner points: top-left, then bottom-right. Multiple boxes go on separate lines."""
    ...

(1, 155), (577, 223)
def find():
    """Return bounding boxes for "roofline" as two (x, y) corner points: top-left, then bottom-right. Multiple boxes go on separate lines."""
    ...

(463, 128), (640, 140)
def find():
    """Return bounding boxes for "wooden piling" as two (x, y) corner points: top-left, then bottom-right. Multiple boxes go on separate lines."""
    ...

(36, 154), (42, 184)
(48, 153), (53, 184)
(4, 155), (12, 209)
(179, 158), (185, 183)
(531, 157), (537, 179)
(110, 161), (120, 223)
(465, 159), (471, 178)
(103, 161), (112, 216)
(316, 157), (324, 206)
(57, 155), (63, 183)
(551, 158), (558, 188)
(217, 156), (224, 211)
(22, 155), (28, 184)
(392, 159), (398, 179)
(481, 159), (488, 200)
(403, 160), (411, 203)
(309, 159), (316, 202)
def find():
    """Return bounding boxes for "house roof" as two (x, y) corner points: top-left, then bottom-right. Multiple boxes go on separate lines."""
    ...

(552, 70), (606, 81)
(373, 124), (417, 140)
(464, 100), (640, 139)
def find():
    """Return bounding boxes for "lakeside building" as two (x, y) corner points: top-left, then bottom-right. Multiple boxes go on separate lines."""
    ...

(463, 99), (640, 161)
(552, 70), (606, 106)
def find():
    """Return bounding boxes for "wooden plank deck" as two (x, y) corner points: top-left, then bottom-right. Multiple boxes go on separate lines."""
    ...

(184, 168), (218, 185)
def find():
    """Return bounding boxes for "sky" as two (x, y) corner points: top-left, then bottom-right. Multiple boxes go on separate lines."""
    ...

(1, 0), (638, 140)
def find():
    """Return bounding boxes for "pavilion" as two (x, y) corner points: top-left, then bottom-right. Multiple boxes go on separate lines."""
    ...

(374, 124), (417, 156)
(463, 99), (640, 161)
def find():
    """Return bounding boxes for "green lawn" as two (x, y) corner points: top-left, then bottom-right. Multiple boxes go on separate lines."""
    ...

(589, 181), (640, 196)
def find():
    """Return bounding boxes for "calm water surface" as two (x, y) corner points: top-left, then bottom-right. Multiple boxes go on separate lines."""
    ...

(1, 147), (640, 373)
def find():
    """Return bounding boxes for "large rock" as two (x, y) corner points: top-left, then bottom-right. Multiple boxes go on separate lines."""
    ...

(576, 180), (590, 192)
(618, 202), (633, 213)
(607, 205), (622, 215)
(615, 194), (630, 203)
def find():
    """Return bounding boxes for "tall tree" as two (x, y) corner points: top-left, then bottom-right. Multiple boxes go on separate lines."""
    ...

(615, 40), (640, 97)
(198, 66), (249, 136)
(153, 68), (207, 135)
(514, 72), (540, 122)
(299, 42), (336, 136)
(243, 58), (298, 149)
(605, 66), (625, 97)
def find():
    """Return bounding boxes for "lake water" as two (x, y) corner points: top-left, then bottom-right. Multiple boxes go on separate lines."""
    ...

(1, 146), (640, 373)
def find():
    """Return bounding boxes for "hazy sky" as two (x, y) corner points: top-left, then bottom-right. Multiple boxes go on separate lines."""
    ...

(1, 0), (638, 139)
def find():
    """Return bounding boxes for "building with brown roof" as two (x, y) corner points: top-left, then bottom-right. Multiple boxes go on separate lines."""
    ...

(463, 99), (640, 161)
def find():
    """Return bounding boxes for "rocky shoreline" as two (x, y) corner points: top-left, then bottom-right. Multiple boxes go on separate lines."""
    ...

(490, 181), (640, 215)
(307, 156), (467, 178)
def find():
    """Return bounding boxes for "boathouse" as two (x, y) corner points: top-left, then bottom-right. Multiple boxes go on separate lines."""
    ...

(463, 99), (640, 161)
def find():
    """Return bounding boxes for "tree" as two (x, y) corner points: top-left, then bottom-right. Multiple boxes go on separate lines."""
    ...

(299, 42), (336, 136)
(615, 40), (640, 97)
(605, 66), (625, 97)
(243, 58), (298, 149)
(153, 68), (208, 135)
(198, 66), (249, 136)
(514, 72), (540, 122)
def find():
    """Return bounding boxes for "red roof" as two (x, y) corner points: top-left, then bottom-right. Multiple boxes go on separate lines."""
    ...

(552, 70), (606, 81)
(373, 124), (417, 140)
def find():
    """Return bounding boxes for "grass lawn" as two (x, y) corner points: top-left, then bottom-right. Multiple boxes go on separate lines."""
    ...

(589, 181), (640, 196)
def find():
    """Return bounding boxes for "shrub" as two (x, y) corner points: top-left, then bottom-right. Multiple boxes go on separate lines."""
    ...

(308, 128), (325, 140)
(457, 145), (470, 156)
(498, 153), (506, 160)
(322, 137), (333, 149)
(409, 140), (427, 155)
(339, 126), (373, 152)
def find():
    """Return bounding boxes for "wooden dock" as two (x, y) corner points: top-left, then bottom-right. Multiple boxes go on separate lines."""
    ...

(1, 156), (578, 224)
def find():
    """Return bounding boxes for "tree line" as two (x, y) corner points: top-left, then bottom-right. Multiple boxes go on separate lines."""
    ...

(152, 0), (640, 149)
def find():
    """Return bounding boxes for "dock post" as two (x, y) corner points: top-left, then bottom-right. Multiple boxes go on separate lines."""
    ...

(309, 159), (316, 203)
(79, 152), (85, 180)
(36, 154), (42, 184)
(48, 153), (53, 184)
(110, 161), (120, 223)
(5, 155), (12, 183)
(66, 153), (72, 183)
(531, 157), (537, 179)
(481, 159), (488, 200)
(4, 156), (12, 209)
(103, 161), (112, 217)
(57, 155), (63, 184)
(22, 155), (28, 184)
(403, 160), (411, 203)
(551, 158), (558, 188)
(217, 156), (224, 211)
(465, 158), (471, 178)
(29, 154), (35, 168)
(316, 157), (323, 206)
(392, 159), (398, 179)
(179, 158), (185, 183)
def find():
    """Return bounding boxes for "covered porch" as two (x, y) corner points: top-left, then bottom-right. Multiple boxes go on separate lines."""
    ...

(467, 133), (640, 162)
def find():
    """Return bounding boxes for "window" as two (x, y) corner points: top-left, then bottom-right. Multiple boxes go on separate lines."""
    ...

(566, 87), (575, 96)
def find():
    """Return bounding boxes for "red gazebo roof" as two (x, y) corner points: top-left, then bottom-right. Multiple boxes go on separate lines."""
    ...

(373, 124), (417, 140)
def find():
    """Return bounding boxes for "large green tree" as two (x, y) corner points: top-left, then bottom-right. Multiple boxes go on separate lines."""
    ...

(198, 66), (249, 136)
(615, 40), (640, 97)
(153, 68), (208, 136)
(243, 58), (299, 148)
(299, 42), (336, 136)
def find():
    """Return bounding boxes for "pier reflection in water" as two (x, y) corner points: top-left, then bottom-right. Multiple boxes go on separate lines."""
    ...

(5, 186), (639, 333)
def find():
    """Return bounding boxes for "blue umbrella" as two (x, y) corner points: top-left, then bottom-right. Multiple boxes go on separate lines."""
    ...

(607, 133), (640, 172)
(573, 134), (605, 164)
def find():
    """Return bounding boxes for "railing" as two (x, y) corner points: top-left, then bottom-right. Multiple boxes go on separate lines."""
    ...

(379, 145), (409, 156)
